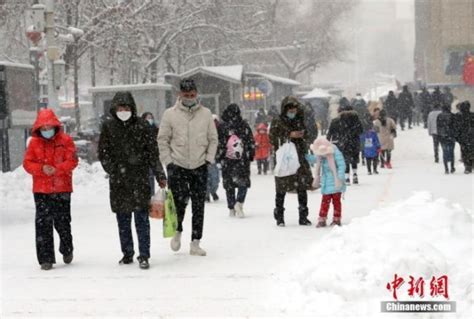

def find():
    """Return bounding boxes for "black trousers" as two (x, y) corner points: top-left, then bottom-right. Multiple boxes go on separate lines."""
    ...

(34, 193), (73, 265)
(432, 135), (440, 161)
(167, 164), (207, 240)
(460, 143), (473, 172)
(257, 159), (269, 174)
(274, 190), (308, 220)
(343, 152), (358, 174)
(366, 157), (378, 173)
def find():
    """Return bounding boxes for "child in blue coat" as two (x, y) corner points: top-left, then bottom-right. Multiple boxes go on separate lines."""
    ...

(311, 137), (346, 227)
(360, 122), (381, 175)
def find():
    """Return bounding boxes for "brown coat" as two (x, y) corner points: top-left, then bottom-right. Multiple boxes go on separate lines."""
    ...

(269, 98), (313, 193)
(374, 117), (397, 150)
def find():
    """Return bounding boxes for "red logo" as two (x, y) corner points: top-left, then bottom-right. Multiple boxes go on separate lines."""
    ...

(386, 274), (449, 300)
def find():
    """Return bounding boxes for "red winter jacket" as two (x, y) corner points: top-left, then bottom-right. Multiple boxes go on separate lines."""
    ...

(254, 123), (271, 160)
(23, 109), (78, 194)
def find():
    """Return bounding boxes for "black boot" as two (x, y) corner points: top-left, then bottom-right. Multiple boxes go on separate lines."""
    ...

(137, 256), (149, 269)
(211, 192), (219, 201)
(274, 208), (285, 227)
(298, 207), (312, 226)
(119, 255), (134, 265)
(63, 253), (73, 264)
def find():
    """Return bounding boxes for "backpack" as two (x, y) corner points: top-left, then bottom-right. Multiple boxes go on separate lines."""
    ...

(226, 134), (244, 160)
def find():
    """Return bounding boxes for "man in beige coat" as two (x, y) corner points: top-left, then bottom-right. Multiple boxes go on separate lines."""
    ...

(158, 78), (218, 256)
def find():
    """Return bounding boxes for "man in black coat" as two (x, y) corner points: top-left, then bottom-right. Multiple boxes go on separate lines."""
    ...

(420, 87), (433, 128)
(384, 91), (399, 124)
(98, 91), (167, 269)
(436, 102), (456, 174)
(454, 101), (474, 173)
(327, 99), (363, 185)
(216, 104), (255, 218)
(397, 85), (415, 130)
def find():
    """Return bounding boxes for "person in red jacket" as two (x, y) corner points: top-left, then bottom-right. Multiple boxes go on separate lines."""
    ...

(23, 108), (78, 270)
(254, 123), (271, 175)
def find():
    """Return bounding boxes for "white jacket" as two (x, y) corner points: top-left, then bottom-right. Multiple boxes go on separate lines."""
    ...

(427, 110), (442, 136)
(158, 99), (218, 170)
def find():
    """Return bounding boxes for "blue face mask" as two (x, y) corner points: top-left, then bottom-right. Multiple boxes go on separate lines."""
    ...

(287, 112), (296, 119)
(40, 129), (55, 139)
(147, 119), (154, 126)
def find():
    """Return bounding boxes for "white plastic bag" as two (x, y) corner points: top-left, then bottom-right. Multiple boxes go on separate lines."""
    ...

(274, 142), (300, 177)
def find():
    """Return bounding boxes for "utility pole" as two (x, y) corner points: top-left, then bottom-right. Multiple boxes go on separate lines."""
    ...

(45, 0), (59, 111)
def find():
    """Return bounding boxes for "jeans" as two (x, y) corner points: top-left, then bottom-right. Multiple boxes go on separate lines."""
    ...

(116, 209), (150, 258)
(440, 140), (455, 169)
(225, 186), (248, 209)
(34, 193), (73, 265)
(168, 164), (207, 240)
(206, 163), (220, 195)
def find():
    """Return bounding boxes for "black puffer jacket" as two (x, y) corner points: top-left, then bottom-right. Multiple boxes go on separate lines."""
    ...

(98, 91), (166, 213)
(384, 92), (399, 121)
(327, 109), (364, 158)
(436, 107), (456, 142)
(269, 96), (313, 193)
(454, 102), (474, 159)
(217, 104), (255, 189)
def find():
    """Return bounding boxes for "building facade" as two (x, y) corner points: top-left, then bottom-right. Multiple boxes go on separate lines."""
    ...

(414, 0), (474, 102)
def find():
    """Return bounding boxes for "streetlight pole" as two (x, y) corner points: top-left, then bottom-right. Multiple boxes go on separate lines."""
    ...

(45, 0), (59, 111)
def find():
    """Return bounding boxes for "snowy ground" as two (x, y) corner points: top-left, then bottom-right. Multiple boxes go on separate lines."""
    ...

(1, 126), (472, 318)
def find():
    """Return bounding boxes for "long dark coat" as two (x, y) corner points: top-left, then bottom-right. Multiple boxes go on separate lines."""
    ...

(384, 93), (399, 122)
(98, 91), (166, 213)
(217, 104), (255, 189)
(269, 98), (313, 193)
(327, 110), (364, 159)
(397, 89), (415, 116)
(454, 103), (474, 161)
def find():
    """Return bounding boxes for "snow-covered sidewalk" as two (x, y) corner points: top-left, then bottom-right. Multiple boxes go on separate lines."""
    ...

(1, 127), (472, 317)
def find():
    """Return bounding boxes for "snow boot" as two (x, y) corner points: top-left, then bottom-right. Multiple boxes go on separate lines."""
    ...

(450, 166), (455, 174)
(316, 218), (327, 228)
(229, 209), (236, 217)
(211, 193), (219, 201)
(274, 208), (285, 227)
(170, 231), (182, 252)
(353, 174), (359, 184)
(345, 177), (351, 185)
(190, 240), (207, 256)
(119, 255), (134, 265)
(137, 256), (149, 269)
(298, 207), (312, 226)
(235, 202), (245, 218)
(63, 253), (73, 264)
(330, 218), (342, 226)
(41, 263), (53, 270)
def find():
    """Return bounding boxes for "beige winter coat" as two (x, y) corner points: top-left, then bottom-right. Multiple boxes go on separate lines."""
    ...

(158, 99), (218, 170)
(373, 118), (396, 150)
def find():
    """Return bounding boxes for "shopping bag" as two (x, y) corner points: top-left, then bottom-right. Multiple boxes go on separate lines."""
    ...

(149, 189), (166, 219)
(163, 190), (178, 238)
(274, 142), (300, 177)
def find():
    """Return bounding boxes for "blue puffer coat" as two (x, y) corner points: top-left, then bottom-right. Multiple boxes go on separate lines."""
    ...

(318, 145), (346, 195)
(360, 129), (381, 158)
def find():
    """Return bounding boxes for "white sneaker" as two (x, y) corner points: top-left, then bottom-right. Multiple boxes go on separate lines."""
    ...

(235, 202), (245, 218)
(229, 209), (236, 217)
(170, 231), (182, 252)
(190, 240), (207, 256)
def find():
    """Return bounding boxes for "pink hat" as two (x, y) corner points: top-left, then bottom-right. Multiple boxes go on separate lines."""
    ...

(310, 137), (334, 156)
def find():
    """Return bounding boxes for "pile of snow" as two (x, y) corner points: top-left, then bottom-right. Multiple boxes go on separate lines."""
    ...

(270, 192), (473, 317)
(0, 160), (107, 225)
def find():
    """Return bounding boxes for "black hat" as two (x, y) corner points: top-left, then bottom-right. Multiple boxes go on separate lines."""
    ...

(180, 78), (197, 92)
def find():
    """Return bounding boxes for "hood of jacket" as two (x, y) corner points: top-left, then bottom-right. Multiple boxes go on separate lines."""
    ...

(110, 91), (138, 121)
(222, 103), (242, 123)
(31, 108), (62, 137)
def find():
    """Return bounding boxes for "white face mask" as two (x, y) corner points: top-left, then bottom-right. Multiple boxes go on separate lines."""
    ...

(116, 111), (132, 122)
